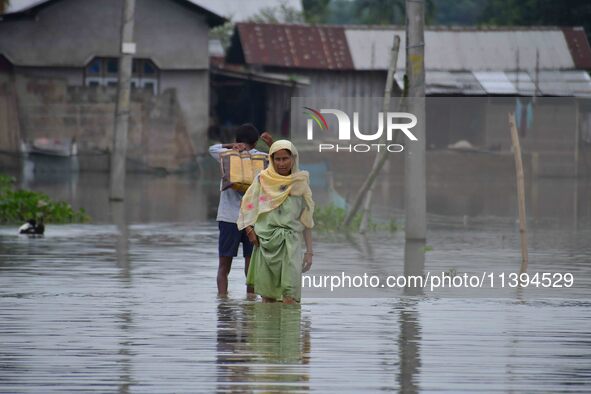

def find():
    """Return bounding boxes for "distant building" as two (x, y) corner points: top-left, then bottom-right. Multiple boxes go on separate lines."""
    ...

(0, 0), (225, 171)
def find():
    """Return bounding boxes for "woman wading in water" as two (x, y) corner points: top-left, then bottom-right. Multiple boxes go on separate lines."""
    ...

(237, 140), (315, 304)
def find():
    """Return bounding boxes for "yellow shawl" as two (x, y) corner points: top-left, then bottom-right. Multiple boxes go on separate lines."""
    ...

(237, 140), (314, 230)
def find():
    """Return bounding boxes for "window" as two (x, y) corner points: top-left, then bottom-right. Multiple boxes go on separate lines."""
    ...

(86, 58), (102, 75)
(84, 57), (159, 94)
(106, 58), (119, 74)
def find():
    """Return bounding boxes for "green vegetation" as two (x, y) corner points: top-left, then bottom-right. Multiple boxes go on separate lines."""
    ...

(0, 174), (90, 224)
(444, 268), (458, 278)
(301, 0), (591, 41)
(421, 245), (433, 252)
(0, 0), (9, 15)
(313, 203), (398, 233)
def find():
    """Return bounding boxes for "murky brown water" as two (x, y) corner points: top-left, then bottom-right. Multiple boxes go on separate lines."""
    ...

(1, 172), (590, 392)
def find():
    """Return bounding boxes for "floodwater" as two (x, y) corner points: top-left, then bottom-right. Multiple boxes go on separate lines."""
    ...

(1, 171), (590, 392)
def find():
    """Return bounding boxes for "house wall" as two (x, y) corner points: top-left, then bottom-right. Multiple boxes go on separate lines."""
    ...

(0, 0), (213, 158)
(291, 70), (397, 98)
(265, 69), (400, 140)
(160, 70), (209, 155)
(12, 66), (83, 86)
(0, 0), (210, 70)
(425, 98), (487, 149)
(0, 73), (21, 166)
(484, 98), (578, 177)
(265, 84), (294, 138)
(8, 74), (194, 172)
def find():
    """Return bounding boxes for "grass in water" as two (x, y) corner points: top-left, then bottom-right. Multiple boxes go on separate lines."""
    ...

(313, 204), (398, 234)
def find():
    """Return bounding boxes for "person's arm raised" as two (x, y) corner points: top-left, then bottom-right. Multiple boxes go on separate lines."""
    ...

(260, 132), (274, 147)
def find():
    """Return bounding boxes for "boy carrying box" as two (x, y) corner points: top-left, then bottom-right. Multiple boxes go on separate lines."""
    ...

(209, 123), (273, 296)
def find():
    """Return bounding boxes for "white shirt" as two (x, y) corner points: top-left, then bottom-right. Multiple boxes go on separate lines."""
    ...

(208, 144), (267, 223)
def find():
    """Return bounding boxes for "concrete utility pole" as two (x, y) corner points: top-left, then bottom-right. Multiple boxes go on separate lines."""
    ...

(110, 0), (136, 201)
(343, 36), (401, 229)
(405, 0), (426, 240)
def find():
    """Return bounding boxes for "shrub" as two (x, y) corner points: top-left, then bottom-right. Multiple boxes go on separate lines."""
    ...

(0, 174), (90, 224)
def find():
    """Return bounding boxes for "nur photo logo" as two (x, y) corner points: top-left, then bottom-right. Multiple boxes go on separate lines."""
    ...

(303, 107), (419, 153)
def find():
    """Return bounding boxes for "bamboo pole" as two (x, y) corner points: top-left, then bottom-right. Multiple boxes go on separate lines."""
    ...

(360, 36), (401, 232)
(343, 35), (400, 229)
(508, 113), (528, 274)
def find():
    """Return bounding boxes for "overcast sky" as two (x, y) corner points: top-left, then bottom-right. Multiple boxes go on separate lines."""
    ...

(6, 0), (303, 21)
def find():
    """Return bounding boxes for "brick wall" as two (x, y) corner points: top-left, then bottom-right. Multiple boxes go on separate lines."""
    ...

(6, 74), (195, 172)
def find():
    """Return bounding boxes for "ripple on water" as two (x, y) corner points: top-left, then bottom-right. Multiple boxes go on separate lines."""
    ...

(0, 221), (590, 393)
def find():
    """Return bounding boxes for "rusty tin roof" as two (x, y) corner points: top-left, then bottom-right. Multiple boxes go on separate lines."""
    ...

(234, 23), (354, 70)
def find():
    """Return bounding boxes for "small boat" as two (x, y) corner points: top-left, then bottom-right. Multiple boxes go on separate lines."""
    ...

(22, 138), (78, 158)
(20, 138), (79, 174)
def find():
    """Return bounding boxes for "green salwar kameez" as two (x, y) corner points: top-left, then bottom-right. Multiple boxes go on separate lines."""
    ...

(246, 195), (305, 302)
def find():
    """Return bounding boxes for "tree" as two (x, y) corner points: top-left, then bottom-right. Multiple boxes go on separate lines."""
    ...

(302, 0), (331, 24)
(0, 0), (10, 14)
(210, 1), (306, 51)
(479, 0), (591, 41)
(302, 0), (435, 25)
(431, 0), (488, 25)
(248, 1), (306, 23)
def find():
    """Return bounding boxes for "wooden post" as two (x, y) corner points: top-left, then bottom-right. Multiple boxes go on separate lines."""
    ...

(343, 35), (401, 229)
(404, 0), (427, 241)
(508, 113), (529, 274)
(109, 0), (136, 201)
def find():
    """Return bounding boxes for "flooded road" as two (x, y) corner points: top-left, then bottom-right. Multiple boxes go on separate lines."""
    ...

(1, 173), (590, 392)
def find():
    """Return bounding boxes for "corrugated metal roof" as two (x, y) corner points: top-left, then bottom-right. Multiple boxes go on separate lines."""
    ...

(504, 72), (537, 95)
(563, 70), (591, 97)
(537, 70), (591, 97)
(395, 69), (591, 96)
(346, 28), (577, 71)
(473, 71), (518, 94)
(1, 0), (227, 26)
(232, 23), (589, 72)
(426, 71), (486, 95)
(211, 63), (310, 87)
(235, 23), (353, 70)
(229, 23), (591, 96)
(562, 27), (591, 69)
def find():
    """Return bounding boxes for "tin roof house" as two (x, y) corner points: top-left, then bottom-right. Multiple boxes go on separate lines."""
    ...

(226, 23), (591, 97)
(0, 0), (225, 172)
(216, 23), (591, 177)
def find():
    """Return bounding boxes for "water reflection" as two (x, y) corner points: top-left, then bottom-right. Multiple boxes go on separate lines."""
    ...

(216, 300), (252, 390)
(111, 201), (130, 281)
(0, 169), (589, 392)
(404, 240), (426, 297)
(111, 201), (134, 393)
(397, 302), (422, 394)
(216, 300), (311, 392)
